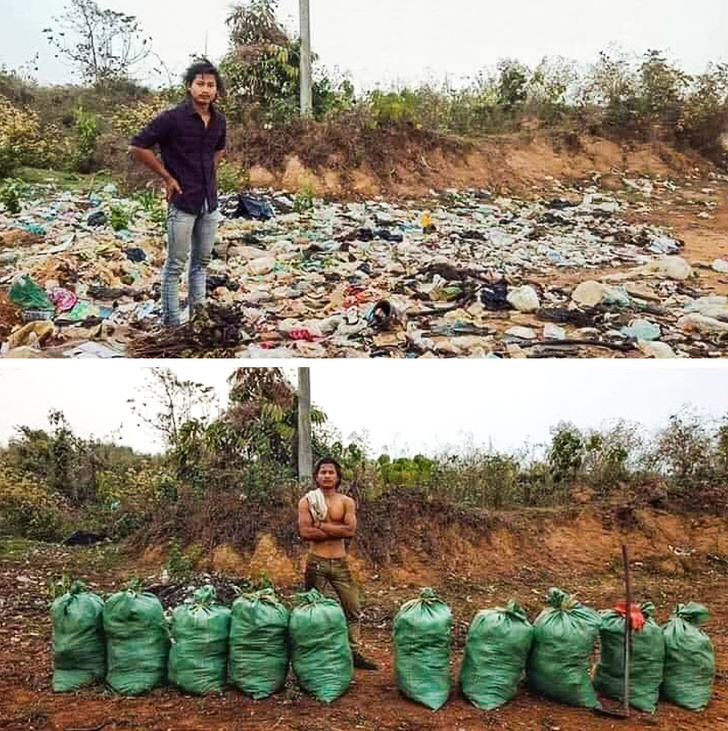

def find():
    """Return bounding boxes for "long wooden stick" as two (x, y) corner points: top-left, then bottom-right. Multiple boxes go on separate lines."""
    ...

(622, 544), (632, 717)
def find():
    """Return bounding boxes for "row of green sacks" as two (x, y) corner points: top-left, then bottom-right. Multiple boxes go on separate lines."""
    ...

(53, 582), (715, 713)
(396, 587), (715, 713)
(53, 582), (352, 702)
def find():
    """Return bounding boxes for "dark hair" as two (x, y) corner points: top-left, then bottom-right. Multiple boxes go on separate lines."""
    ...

(314, 456), (342, 487)
(183, 61), (226, 100)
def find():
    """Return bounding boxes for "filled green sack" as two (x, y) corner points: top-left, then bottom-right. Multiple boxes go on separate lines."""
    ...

(289, 588), (353, 703)
(168, 586), (231, 695)
(229, 588), (290, 699)
(662, 602), (715, 711)
(526, 587), (601, 709)
(103, 585), (169, 695)
(393, 587), (453, 710)
(460, 599), (533, 710)
(594, 602), (665, 712)
(51, 580), (106, 692)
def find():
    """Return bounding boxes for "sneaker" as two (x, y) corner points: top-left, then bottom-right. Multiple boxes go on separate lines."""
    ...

(352, 650), (379, 670)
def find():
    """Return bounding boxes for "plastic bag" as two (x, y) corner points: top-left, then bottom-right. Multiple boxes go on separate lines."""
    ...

(51, 580), (106, 691)
(662, 603), (715, 710)
(234, 195), (275, 221)
(289, 588), (352, 703)
(9, 274), (54, 312)
(594, 602), (665, 712)
(103, 586), (169, 695)
(460, 600), (533, 710)
(229, 588), (290, 699)
(168, 586), (231, 695)
(526, 588), (601, 708)
(393, 587), (452, 710)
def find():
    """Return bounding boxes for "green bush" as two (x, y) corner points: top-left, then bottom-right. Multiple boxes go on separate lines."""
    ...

(368, 90), (421, 128)
(0, 178), (29, 214)
(217, 158), (250, 194)
(166, 538), (193, 580)
(73, 107), (102, 173)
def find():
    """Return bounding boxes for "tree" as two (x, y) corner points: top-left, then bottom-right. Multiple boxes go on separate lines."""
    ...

(43, 0), (152, 85)
(128, 368), (217, 449)
(226, 367), (326, 468)
(584, 47), (638, 109)
(497, 59), (530, 111)
(220, 0), (353, 123)
(548, 422), (585, 484)
(639, 50), (690, 118)
(648, 410), (715, 489)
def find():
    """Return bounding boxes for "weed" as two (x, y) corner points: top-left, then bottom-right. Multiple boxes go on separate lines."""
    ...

(17, 701), (48, 728)
(110, 204), (131, 231)
(74, 107), (102, 173)
(252, 569), (274, 590)
(217, 159), (250, 194)
(166, 538), (193, 581)
(0, 177), (30, 214)
(133, 189), (166, 229)
(293, 182), (315, 212)
(46, 573), (73, 603)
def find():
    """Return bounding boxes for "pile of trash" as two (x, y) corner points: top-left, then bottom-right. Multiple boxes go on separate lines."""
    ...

(2, 179), (727, 358)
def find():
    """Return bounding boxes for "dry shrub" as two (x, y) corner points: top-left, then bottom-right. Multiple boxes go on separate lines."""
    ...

(0, 95), (62, 176)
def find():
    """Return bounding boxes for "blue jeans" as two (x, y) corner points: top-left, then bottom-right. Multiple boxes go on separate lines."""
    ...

(161, 201), (218, 326)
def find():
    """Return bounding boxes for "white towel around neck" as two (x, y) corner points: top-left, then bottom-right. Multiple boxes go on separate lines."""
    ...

(305, 488), (328, 522)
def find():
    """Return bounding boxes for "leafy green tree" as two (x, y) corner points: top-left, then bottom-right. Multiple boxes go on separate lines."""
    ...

(638, 50), (690, 118)
(220, 0), (354, 123)
(647, 410), (715, 490)
(497, 59), (530, 111)
(548, 422), (585, 484)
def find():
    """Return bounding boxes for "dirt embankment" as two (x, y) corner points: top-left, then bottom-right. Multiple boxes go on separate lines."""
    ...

(236, 128), (712, 200)
(235, 127), (728, 281)
(1, 504), (727, 731)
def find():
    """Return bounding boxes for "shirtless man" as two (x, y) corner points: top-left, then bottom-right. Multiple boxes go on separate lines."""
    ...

(298, 457), (378, 670)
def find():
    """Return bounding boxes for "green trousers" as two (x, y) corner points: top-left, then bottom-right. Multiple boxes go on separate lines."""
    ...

(304, 554), (361, 648)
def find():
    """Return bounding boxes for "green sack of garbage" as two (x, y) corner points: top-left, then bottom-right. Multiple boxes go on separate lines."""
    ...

(526, 587), (601, 709)
(662, 603), (715, 711)
(393, 587), (453, 710)
(9, 274), (54, 312)
(168, 586), (231, 695)
(103, 585), (169, 695)
(51, 580), (106, 692)
(229, 588), (289, 699)
(594, 602), (665, 712)
(460, 599), (533, 710)
(289, 588), (353, 703)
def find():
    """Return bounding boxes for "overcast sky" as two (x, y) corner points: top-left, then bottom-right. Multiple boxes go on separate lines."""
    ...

(0, 362), (726, 457)
(2, 1), (726, 89)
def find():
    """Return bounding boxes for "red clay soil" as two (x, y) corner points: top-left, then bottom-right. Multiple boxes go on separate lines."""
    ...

(1, 506), (727, 731)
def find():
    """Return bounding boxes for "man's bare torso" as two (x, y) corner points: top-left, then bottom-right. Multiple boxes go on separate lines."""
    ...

(310, 492), (352, 558)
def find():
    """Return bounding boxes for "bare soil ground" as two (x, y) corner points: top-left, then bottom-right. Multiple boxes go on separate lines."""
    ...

(1, 505), (726, 730)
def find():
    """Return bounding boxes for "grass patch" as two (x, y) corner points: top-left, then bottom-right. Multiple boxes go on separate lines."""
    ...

(0, 537), (41, 558)
(15, 166), (114, 192)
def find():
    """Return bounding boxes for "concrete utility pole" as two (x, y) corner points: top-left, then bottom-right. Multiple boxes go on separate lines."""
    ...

(299, 0), (313, 116)
(298, 367), (313, 486)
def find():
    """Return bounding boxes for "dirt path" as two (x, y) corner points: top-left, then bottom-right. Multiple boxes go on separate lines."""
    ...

(0, 532), (725, 731)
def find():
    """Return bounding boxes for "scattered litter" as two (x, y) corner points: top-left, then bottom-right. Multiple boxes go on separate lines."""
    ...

(0, 177), (725, 357)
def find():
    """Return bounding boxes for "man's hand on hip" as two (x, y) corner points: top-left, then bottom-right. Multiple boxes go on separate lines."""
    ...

(164, 176), (183, 203)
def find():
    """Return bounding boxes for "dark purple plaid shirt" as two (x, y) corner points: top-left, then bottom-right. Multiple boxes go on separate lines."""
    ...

(130, 98), (227, 214)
